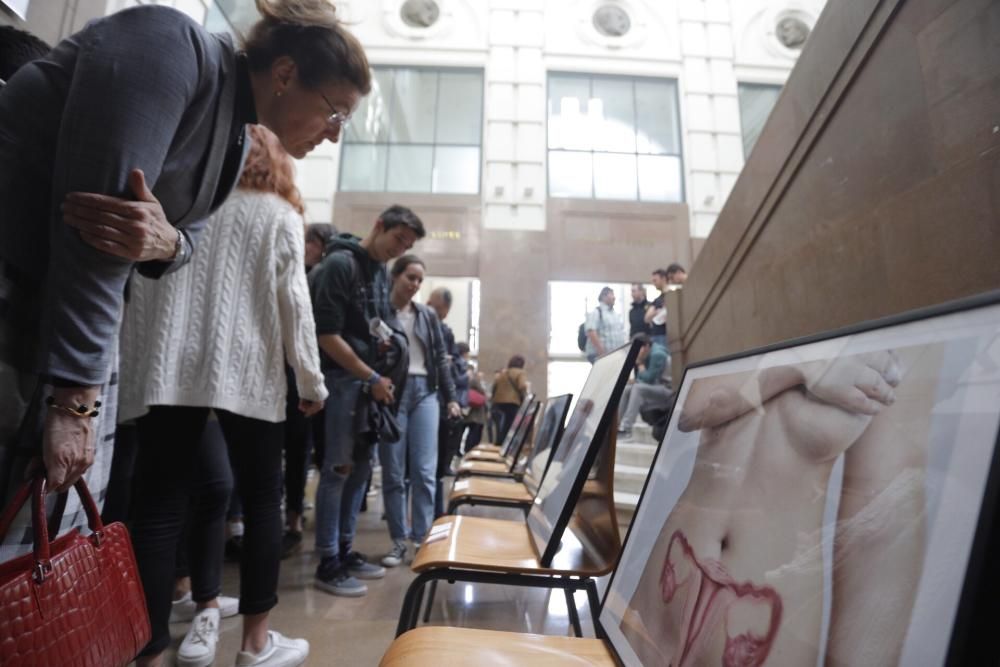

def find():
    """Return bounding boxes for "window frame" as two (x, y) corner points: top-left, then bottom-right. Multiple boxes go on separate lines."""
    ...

(545, 71), (685, 203)
(338, 65), (485, 195)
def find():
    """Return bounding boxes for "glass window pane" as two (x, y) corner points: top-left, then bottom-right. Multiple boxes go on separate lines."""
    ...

(388, 69), (438, 143)
(547, 75), (592, 151)
(638, 155), (683, 202)
(548, 150), (592, 198)
(339, 144), (388, 191)
(635, 79), (680, 155)
(593, 153), (637, 200)
(591, 78), (636, 153)
(432, 146), (480, 194)
(435, 71), (484, 145)
(345, 68), (393, 143)
(738, 83), (782, 157)
(386, 145), (433, 192)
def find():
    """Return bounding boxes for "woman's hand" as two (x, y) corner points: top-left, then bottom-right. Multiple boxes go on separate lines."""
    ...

(40, 385), (100, 493)
(62, 168), (178, 262)
(800, 351), (901, 415)
(447, 401), (462, 419)
(298, 399), (324, 417)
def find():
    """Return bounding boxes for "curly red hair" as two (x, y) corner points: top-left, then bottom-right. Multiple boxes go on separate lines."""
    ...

(238, 124), (305, 215)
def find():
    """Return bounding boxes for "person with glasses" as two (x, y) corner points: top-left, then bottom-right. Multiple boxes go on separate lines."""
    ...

(0, 1), (370, 665)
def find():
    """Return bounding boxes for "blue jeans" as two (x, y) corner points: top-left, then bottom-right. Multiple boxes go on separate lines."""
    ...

(379, 376), (439, 543)
(314, 370), (371, 560)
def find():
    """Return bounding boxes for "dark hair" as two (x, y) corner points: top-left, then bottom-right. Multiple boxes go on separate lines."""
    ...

(456, 342), (470, 356)
(379, 204), (426, 239)
(245, 0), (371, 95)
(432, 287), (452, 309)
(631, 282), (645, 291)
(305, 222), (336, 247)
(390, 253), (425, 279)
(666, 263), (686, 276)
(0, 26), (50, 82)
(599, 286), (614, 300)
(507, 355), (525, 369)
(652, 268), (669, 279)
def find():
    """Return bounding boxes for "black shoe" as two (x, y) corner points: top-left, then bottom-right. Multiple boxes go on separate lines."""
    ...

(281, 530), (303, 559)
(224, 535), (243, 562)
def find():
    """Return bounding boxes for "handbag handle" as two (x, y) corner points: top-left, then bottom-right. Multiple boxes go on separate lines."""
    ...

(0, 474), (105, 583)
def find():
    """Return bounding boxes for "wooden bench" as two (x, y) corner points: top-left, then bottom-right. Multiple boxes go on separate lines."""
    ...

(395, 343), (640, 639)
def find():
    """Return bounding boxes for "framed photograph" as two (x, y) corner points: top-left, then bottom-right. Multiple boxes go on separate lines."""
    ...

(600, 292), (1000, 667)
(527, 341), (638, 565)
(518, 393), (572, 488)
(0, 0), (29, 20)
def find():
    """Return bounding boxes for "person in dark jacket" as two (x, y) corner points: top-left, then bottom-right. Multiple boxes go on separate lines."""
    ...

(308, 205), (425, 598)
(379, 256), (460, 567)
(427, 287), (470, 517)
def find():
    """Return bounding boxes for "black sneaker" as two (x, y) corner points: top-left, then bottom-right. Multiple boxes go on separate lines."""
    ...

(343, 551), (385, 580)
(314, 556), (367, 597)
(281, 530), (303, 559)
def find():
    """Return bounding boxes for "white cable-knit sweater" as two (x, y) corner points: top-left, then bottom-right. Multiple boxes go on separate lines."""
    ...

(118, 190), (328, 423)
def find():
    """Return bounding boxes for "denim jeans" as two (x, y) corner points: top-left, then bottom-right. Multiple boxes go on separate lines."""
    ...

(314, 370), (370, 560)
(379, 376), (439, 543)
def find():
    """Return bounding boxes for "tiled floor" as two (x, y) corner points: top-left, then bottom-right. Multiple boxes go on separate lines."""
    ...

(158, 484), (590, 666)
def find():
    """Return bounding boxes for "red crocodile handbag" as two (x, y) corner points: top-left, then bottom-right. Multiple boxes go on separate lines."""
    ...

(0, 474), (150, 666)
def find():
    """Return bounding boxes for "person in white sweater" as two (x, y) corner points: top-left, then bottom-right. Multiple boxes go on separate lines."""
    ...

(118, 124), (327, 667)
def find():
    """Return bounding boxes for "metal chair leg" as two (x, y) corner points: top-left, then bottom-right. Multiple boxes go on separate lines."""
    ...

(422, 579), (439, 623)
(585, 578), (605, 639)
(564, 587), (583, 637)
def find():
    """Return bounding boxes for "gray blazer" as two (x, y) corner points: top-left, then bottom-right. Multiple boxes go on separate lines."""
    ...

(0, 6), (242, 385)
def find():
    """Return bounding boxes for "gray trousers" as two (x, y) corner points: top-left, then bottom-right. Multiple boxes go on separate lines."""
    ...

(619, 382), (673, 431)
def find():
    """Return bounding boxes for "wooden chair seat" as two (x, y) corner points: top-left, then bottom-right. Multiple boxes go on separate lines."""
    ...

(461, 449), (507, 463)
(415, 515), (611, 576)
(469, 443), (502, 454)
(456, 459), (511, 476)
(448, 477), (533, 508)
(379, 627), (615, 667)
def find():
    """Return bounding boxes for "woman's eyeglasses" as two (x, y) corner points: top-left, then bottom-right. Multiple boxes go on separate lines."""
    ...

(320, 92), (351, 128)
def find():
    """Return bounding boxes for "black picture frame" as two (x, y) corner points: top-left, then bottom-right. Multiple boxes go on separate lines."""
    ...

(527, 340), (640, 567)
(598, 289), (1000, 667)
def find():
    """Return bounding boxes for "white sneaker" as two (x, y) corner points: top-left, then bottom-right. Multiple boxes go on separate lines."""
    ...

(380, 540), (408, 568)
(177, 607), (220, 667)
(170, 592), (240, 624)
(234, 630), (309, 667)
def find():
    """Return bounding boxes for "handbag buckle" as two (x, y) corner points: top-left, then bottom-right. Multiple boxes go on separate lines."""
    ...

(91, 530), (104, 547)
(32, 560), (52, 584)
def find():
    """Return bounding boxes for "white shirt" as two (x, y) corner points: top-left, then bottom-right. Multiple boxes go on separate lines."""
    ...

(397, 304), (428, 376)
(118, 190), (328, 423)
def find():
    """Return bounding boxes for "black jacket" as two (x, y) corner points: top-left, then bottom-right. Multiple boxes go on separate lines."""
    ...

(309, 235), (392, 370)
(408, 302), (457, 405)
(629, 299), (650, 339)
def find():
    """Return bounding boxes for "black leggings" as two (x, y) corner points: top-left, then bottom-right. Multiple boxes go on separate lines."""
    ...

(131, 407), (284, 656)
(283, 370), (323, 518)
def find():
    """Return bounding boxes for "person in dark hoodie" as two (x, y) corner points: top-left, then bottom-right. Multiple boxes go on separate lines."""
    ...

(308, 204), (425, 597)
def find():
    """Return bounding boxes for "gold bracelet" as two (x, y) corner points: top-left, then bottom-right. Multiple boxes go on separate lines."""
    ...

(44, 396), (101, 418)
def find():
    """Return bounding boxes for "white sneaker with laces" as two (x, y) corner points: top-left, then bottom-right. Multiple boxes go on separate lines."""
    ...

(177, 607), (220, 667)
(380, 540), (408, 568)
(171, 592), (240, 624)
(234, 630), (309, 667)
